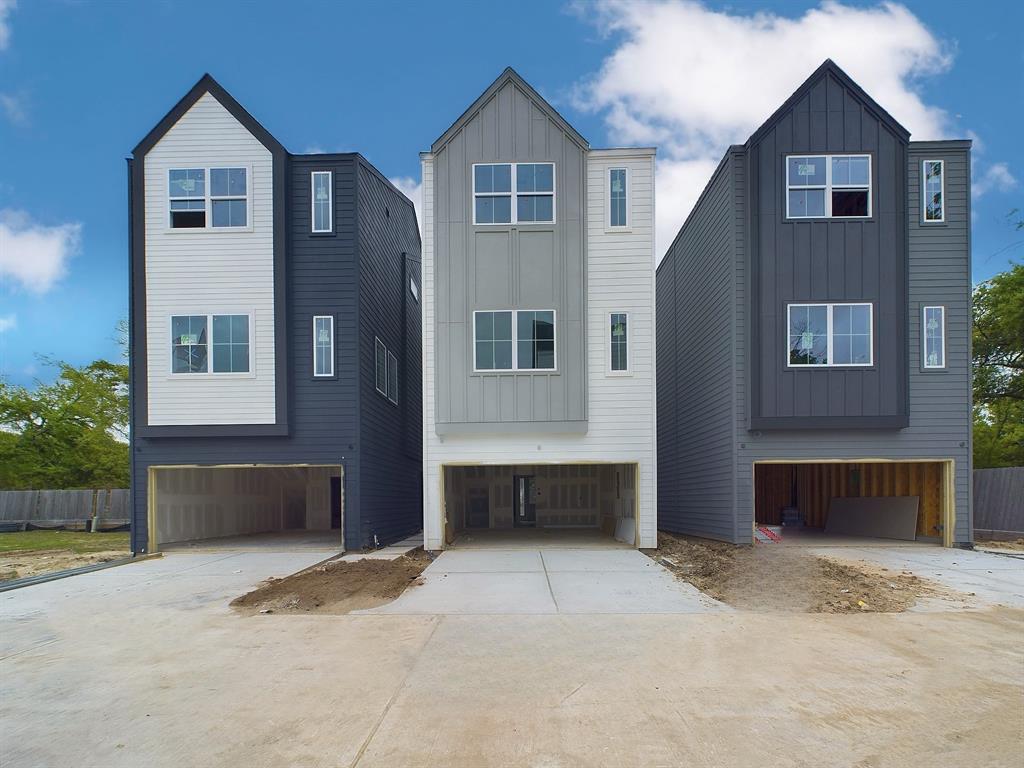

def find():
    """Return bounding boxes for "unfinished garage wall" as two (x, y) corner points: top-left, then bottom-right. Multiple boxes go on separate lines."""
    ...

(304, 466), (338, 531)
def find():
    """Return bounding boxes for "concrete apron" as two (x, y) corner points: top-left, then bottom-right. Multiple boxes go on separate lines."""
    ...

(356, 548), (728, 615)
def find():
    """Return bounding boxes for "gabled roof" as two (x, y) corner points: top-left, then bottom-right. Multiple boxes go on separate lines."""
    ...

(430, 67), (589, 153)
(746, 59), (911, 147)
(132, 73), (286, 158)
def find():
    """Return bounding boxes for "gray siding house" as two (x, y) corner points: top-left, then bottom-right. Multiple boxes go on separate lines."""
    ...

(128, 75), (421, 553)
(657, 60), (972, 547)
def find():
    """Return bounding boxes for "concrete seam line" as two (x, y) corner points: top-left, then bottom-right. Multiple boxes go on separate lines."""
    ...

(539, 551), (561, 613)
(349, 615), (444, 768)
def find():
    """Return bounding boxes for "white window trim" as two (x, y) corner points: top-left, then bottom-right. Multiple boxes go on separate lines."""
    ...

(606, 167), (631, 232)
(311, 171), (333, 233)
(374, 337), (388, 396)
(312, 315), (335, 378)
(472, 309), (558, 373)
(607, 311), (631, 375)
(922, 160), (945, 223)
(471, 162), (556, 226)
(167, 311), (256, 378)
(785, 302), (874, 368)
(785, 154), (872, 220)
(922, 305), (946, 369)
(166, 165), (253, 233)
(387, 350), (399, 405)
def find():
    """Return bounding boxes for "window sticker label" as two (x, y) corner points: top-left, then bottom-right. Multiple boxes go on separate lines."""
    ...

(798, 164), (815, 176)
(800, 331), (814, 350)
(180, 334), (197, 345)
(318, 329), (330, 343)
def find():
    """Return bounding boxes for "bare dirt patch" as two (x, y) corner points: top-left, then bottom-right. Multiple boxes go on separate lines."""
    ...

(231, 549), (433, 615)
(646, 532), (947, 613)
(0, 549), (129, 581)
(976, 537), (1024, 552)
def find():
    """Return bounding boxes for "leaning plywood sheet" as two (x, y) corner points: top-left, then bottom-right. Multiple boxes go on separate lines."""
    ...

(825, 497), (920, 541)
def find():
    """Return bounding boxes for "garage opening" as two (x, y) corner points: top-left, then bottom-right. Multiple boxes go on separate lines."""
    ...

(148, 465), (343, 552)
(754, 460), (952, 545)
(442, 464), (637, 547)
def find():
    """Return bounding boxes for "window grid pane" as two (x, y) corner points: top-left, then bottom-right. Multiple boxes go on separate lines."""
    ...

(171, 315), (208, 373)
(314, 316), (333, 376)
(475, 163), (553, 224)
(313, 172), (332, 232)
(925, 161), (943, 221)
(609, 169), (627, 227)
(211, 314), (249, 372)
(924, 307), (944, 367)
(517, 310), (555, 370)
(787, 155), (869, 218)
(474, 311), (513, 370)
(788, 304), (872, 366)
(610, 313), (628, 371)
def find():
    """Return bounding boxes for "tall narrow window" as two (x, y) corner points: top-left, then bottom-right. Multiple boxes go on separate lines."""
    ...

(375, 338), (388, 396)
(168, 169), (206, 228)
(609, 312), (629, 372)
(313, 315), (334, 377)
(387, 350), (399, 404)
(171, 315), (209, 372)
(923, 160), (944, 222)
(211, 314), (250, 373)
(516, 310), (555, 370)
(312, 171), (333, 233)
(923, 306), (946, 368)
(474, 311), (514, 371)
(786, 155), (870, 218)
(788, 303), (872, 367)
(609, 168), (628, 228)
(210, 168), (248, 227)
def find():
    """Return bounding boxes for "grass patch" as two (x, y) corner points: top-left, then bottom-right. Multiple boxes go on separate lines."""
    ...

(0, 530), (130, 555)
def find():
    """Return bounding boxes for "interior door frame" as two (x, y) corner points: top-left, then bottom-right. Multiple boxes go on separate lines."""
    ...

(512, 474), (536, 528)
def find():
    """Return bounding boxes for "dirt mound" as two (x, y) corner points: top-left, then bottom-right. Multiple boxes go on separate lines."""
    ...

(976, 537), (1024, 552)
(232, 549), (433, 615)
(647, 532), (944, 613)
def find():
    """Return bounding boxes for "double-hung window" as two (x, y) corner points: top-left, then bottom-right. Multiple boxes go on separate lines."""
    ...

(608, 168), (628, 228)
(169, 167), (248, 228)
(311, 171), (333, 233)
(474, 309), (555, 372)
(787, 303), (872, 367)
(171, 313), (250, 374)
(786, 155), (870, 218)
(473, 162), (554, 224)
(313, 315), (334, 377)
(609, 312), (629, 372)
(923, 160), (944, 222)
(923, 306), (946, 369)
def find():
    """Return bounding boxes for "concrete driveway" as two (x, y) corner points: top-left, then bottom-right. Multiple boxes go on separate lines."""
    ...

(1, 545), (1022, 768)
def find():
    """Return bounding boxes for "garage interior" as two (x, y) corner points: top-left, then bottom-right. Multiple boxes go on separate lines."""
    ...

(443, 464), (638, 546)
(148, 465), (343, 551)
(754, 460), (951, 544)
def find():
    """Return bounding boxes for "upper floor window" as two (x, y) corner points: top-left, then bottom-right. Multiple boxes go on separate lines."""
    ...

(609, 312), (629, 372)
(311, 171), (333, 233)
(313, 315), (334, 377)
(171, 313), (250, 374)
(168, 167), (248, 229)
(609, 168), (628, 228)
(472, 162), (554, 225)
(473, 309), (555, 372)
(787, 303), (872, 367)
(375, 337), (388, 396)
(387, 350), (399, 405)
(786, 155), (870, 219)
(923, 160), (944, 222)
(410, 277), (419, 303)
(923, 306), (946, 369)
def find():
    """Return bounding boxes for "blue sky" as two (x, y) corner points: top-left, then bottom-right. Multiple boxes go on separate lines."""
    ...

(0, 0), (1020, 386)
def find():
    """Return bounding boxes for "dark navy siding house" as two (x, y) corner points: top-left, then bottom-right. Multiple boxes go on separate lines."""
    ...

(128, 75), (421, 553)
(657, 60), (972, 548)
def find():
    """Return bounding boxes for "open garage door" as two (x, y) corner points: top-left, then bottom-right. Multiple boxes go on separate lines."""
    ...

(442, 464), (638, 547)
(754, 460), (954, 545)
(147, 465), (343, 552)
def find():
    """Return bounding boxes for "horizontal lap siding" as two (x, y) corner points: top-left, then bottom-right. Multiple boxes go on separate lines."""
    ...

(131, 157), (361, 553)
(656, 152), (739, 542)
(356, 162), (423, 548)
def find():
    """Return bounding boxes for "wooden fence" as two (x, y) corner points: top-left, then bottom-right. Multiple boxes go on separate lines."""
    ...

(973, 467), (1024, 540)
(0, 489), (130, 532)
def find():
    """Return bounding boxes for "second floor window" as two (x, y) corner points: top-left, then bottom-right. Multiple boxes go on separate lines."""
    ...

(474, 309), (555, 372)
(923, 306), (946, 368)
(786, 155), (870, 219)
(923, 160), (944, 222)
(609, 168), (628, 228)
(312, 171), (333, 232)
(473, 163), (554, 225)
(313, 315), (334, 377)
(171, 313), (250, 374)
(169, 167), (248, 229)
(610, 313), (629, 372)
(788, 303), (872, 367)
(375, 337), (388, 396)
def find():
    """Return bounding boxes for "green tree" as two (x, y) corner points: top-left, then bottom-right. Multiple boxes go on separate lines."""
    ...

(0, 358), (129, 489)
(973, 261), (1024, 468)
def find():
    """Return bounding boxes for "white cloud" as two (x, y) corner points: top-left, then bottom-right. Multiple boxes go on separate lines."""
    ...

(0, 0), (14, 50)
(574, 0), (954, 256)
(390, 176), (423, 234)
(973, 162), (1018, 199)
(0, 313), (14, 333)
(0, 93), (26, 124)
(0, 209), (81, 293)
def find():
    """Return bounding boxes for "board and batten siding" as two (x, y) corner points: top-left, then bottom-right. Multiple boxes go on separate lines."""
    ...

(421, 149), (658, 550)
(656, 151), (741, 542)
(733, 141), (972, 545)
(143, 92), (275, 425)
